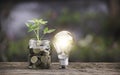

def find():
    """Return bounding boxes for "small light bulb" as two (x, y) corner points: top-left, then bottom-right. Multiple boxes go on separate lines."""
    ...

(53, 31), (73, 69)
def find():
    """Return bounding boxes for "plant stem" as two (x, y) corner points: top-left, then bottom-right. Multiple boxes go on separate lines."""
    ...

(37, 28), (39, 41)
(34, 30), (39, 41)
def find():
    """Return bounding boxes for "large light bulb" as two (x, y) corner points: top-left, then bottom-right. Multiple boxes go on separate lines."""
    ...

(53, 31), (73, 69)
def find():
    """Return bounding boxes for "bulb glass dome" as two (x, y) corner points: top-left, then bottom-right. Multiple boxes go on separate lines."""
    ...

(53, 31), (73, 68)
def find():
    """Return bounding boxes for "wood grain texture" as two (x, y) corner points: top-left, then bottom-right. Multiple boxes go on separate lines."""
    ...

(0, 62), (120, 75)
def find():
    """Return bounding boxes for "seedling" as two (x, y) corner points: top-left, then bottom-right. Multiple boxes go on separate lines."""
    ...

(26, 18), (55, 69)
(26, 18), (55, 41)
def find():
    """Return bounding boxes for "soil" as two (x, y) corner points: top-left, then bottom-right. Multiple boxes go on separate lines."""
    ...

(0, 62), (120, 75)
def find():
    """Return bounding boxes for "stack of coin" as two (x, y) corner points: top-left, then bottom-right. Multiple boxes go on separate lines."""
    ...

(28, 39), (51, 69)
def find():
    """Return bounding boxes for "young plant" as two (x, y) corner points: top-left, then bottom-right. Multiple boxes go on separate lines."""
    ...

(26, 18), (55, 41)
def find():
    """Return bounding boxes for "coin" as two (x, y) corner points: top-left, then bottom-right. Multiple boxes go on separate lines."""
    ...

(31, 56), (38, 63)
(33, 49), (40, 54)
(41, 56), (48, 63)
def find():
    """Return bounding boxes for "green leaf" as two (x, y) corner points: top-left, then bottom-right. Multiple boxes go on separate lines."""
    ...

(43, 27), (55, 34)
(31, 25), (39, 30)
(28, 28), (33, 32)
(43, 27), (48, 34)
(25, 23), (29, 27)
(41, 21), (48, 24)
(26, 23), (34, 32)
(39, 19), (48, 24)
(25, 18), (55, 41)
(26, 23), (32, 28)
(47, 29), (56, 33)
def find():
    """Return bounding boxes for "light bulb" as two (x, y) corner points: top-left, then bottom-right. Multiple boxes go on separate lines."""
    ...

(53, 31), (73, 69)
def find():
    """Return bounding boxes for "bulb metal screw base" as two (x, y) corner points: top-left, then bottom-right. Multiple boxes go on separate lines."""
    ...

(59, 57), (68, 69)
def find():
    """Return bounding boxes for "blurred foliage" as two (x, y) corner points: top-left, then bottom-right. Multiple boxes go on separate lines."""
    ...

(2, 9), (120, 62)
(7, 37), (29, 61)
(70, 34), (120, 62)
(56, 9), (81, 24)
(6, 34), (120, 62)
(1, 1), (120, 62)
(3, 9), (120, 62)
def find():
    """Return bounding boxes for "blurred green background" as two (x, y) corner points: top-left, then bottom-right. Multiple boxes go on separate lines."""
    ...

(0, 0), (120, 62)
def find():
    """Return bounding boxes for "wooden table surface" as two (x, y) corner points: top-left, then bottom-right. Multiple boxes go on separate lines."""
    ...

(0, 62), (120, 75)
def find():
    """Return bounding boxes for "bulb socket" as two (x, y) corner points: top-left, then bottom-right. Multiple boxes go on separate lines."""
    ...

(59, 57), (68, 69)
